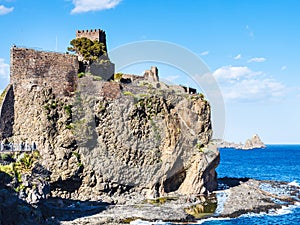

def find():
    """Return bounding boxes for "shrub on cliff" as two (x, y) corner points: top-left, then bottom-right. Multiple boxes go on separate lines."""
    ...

(114, 72), (123, 81)
(0, 87), (8, 106)
(68, 37), (106, 62)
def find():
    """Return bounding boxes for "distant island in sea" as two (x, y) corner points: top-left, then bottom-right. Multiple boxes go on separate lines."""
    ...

(216, 134), (266, 150)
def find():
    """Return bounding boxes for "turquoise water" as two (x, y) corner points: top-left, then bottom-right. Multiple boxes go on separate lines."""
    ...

(199, 145), (300, 224)
(132, 145), (300, 224)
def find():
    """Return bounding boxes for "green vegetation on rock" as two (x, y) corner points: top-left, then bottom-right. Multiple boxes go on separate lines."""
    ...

(64, 105), (72, 116)
(78, 72), (85, 78)
(92, 76), (102, 81)
(123, 91), (134, 97)
(196, 142), (204, 152)
(72, 151), (83, 168)
(145, 197), (178, 205)
(0, 151), (40, 191)
(68, 37), (106, 62)
(184, 196), (217, 218)
(65, 123), (75, 129)
(114, 72), (123, 81)
(199, 93), (205, 100)
(1, 153), (12, 161)
(0, 87), (8, 106)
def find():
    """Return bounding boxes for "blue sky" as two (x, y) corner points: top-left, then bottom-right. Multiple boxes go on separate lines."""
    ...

(0, 0), (299, 143)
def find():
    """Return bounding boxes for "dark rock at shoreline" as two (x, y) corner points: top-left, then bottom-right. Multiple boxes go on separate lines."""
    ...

(2, 169), (299, 224)
(51, 178), (300, 224)
(0, 171), (57, 225)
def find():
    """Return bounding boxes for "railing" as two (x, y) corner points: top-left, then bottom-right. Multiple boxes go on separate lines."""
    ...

(0, 143), (37, 152)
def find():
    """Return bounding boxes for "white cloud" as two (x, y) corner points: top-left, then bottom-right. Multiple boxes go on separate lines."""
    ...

(0, 58), (9, 81)
(234, 54), (242, 60)
(281, 66), (287, 71)
(0, 5), (13, 15)
(71, 0), (121, 14)
(213, 65), (261, 81)
(200, 51), (209, 56)
(248, 57), (266, 63)
(213, 65), (285, 101)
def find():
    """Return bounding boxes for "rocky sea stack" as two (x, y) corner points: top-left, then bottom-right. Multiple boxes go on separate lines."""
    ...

(218, 134), (266, 150)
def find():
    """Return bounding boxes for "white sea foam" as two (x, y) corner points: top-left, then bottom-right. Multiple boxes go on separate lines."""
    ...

(288, 180), (300, 187)
(130, 203), (300, 224)
(273, 202), (300, 216)
(196, 217), (231, 224)
(259, 182), (290, 196)
(214, 191), (228, 214)
(130, 220), (171, 225)
(240, 202), (300, 218)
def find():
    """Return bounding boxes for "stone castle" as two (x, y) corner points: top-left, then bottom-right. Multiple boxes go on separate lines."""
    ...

(0, 29), (159, 140)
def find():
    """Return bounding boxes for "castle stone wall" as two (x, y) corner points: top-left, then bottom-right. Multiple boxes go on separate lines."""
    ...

(10, 47), (79, 97)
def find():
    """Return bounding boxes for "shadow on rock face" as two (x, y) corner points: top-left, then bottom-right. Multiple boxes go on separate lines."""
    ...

(0, 171), (110, 224)
(50, 175), (83, 194)
(218, 177), (250, 190)
(39, 197), (111, 222)
(0, 171), (57, 225)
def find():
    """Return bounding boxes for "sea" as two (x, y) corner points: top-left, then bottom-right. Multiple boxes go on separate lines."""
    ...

(132, 145), (300, 225)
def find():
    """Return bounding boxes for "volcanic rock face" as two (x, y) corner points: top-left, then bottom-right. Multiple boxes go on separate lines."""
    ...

(5, 74), (219, 202)
(0, 172), (50, 225)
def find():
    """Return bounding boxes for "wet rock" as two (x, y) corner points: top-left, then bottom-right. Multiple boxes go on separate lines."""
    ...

(216, 178), (300, 218)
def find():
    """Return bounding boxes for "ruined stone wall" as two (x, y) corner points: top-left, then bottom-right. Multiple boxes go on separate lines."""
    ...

(10, 47), (79, 97)
(143, 66), (159, 82)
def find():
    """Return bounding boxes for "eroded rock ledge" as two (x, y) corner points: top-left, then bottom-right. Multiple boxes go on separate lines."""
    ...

(46, 178), (299, 224)
(217, 178), (300, 217)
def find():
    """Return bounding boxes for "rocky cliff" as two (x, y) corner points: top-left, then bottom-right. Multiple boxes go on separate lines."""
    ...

(2, 72), (219, 203)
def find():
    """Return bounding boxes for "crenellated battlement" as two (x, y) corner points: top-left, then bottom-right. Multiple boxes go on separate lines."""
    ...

(76, 29), (107, 51)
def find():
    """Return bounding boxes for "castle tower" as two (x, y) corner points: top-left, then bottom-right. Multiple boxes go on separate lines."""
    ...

(144, 66), (159, 82)
(151, 66), (158, 77)
(76, 29), (107, 52)
(75, 29), (114, 80)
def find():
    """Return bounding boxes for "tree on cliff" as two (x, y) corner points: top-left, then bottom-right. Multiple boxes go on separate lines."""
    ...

(67, 37), (106, 63)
